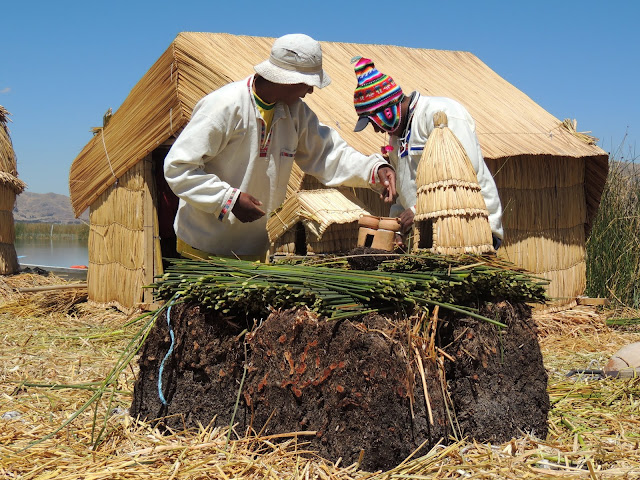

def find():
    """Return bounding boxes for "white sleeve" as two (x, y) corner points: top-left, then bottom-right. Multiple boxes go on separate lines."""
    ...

(292, 103), (389, 189)
(163, 105), (237, 219)
(447, 109), (504, 239)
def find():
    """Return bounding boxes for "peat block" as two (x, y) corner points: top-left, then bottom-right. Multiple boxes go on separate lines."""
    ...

(130, 301), (548, 471)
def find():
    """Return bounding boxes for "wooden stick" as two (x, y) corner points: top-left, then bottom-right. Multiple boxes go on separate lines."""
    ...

(17, 283), (88, 293)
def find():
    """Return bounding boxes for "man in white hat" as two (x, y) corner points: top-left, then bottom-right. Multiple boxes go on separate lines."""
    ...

(164, 34), (396, 260)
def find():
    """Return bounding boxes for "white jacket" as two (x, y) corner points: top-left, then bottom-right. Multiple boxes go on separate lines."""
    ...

(164, 76), (388, 256)
(387, 94), (504, 239)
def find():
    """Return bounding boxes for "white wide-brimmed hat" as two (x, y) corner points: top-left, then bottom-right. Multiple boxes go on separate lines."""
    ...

(254, 34), (331, 89)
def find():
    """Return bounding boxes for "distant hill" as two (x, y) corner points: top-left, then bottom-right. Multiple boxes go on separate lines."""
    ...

(13, 192), (89, 224)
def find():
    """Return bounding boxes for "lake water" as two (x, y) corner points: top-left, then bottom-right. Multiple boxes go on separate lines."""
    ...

(14, 237), (89, 268)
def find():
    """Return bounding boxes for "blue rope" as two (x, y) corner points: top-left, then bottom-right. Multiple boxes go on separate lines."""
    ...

(157, 301), (176, 406)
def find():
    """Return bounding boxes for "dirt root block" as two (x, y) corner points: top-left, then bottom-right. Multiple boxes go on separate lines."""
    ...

(445, 302), (550, 442)
(130, 302), (548, 471)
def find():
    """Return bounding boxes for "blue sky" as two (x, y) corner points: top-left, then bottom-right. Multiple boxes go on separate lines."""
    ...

(2, 1), (638, 196)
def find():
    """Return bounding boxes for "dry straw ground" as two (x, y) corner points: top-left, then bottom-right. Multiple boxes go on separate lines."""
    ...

(2, 273), (640, 479)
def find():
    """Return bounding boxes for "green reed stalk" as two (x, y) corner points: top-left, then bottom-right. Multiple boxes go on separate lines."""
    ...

(586, 152), (640, 308)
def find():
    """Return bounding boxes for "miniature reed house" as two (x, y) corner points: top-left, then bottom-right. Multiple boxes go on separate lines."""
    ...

(413, 111), (494, 255)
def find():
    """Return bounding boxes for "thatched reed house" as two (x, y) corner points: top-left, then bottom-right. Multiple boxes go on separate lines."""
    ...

(0, 106), (26, 275)
(68, 32), (608, 312)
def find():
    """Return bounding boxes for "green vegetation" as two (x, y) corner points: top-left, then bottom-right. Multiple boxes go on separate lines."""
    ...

(152, 254), (548, 324)
(585, 144), (640, 308)
(14, 222), (90, 241)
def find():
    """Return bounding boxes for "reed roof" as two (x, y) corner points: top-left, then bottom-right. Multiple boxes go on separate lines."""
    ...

(68, 32), (608, 219)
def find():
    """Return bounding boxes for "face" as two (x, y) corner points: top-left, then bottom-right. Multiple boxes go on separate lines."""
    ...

(278, 83), (314, 105)
(371, 121), (386, 134)
(369, 117), (401, 135)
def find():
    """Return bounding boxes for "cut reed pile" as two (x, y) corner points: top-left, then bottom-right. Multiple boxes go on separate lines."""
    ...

(2, 273), (640, 478)
(151, 254), (548, 323)
(0, 272), (88, 315)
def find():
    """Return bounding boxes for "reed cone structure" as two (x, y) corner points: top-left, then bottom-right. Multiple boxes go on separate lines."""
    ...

(68, 32), (609, 312)
(414, 111), (494, 255)
(0, 106), (26, 275)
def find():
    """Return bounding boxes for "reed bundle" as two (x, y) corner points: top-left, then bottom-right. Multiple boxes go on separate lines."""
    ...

(1, 285), (88, 316)
(0, 105), (23, 275)
(560, 118), (599, 145)
(151, 254), (547, 324)
(0, 272), (88, 315)
(414, 112), (493, 255)
(0, 243), (19, 274)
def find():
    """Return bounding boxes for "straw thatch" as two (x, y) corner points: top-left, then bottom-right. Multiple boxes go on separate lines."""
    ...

(0, 106), (26, 275)
(486, 155), (590, 309)
(414, 111), (494, 255)
(68, 33), (609, 310)
(267, 188), (369, 255)
(69, 33), (608, 218)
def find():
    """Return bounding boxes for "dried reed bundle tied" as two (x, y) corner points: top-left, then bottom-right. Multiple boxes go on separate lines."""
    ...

(560, 118), (598, 145)
(0, 106), (23, 274)
(0, 243), (19, 273)
(413, 111), (493, 255)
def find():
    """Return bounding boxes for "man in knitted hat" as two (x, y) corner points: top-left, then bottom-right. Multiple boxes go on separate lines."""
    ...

(351, 57), (503, 249)
(164, 35), (396, 261)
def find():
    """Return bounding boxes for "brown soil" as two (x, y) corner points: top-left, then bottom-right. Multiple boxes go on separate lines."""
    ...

(130, 301), (548, 472)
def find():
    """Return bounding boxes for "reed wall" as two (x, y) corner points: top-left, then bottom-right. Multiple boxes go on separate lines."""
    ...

(307, 223), (360, 254)
(87, 157), (161, 311)
(485, 155), (588, 307)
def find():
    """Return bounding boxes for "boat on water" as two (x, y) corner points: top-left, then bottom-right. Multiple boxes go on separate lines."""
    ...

(19, 262), (88, 281)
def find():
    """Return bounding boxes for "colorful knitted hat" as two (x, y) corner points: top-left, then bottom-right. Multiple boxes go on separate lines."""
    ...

(352, 57), (404, 132)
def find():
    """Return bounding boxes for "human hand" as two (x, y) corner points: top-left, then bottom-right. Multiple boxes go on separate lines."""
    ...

(377, 166), (397, 203)
(394, 232), (406, 251)
(398, 208), (414, 233)
(232, 192), (265, 222)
